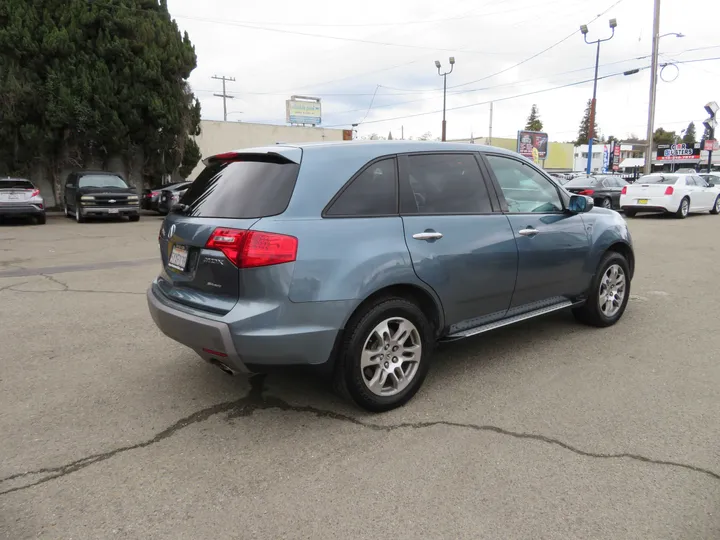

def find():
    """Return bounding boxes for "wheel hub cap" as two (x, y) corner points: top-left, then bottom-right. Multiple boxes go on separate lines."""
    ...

(598, 264), (626, 318)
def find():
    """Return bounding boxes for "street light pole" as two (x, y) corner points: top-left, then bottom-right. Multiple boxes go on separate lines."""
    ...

(581, 19), (617, 175)
(435, 57), (455, 142)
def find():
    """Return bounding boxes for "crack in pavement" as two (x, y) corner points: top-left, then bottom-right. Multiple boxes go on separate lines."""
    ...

(1, 375), (718, 496)
(0, 274), (144, 296)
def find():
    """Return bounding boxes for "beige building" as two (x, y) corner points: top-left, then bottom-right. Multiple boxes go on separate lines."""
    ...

(191, 120), (346, 179)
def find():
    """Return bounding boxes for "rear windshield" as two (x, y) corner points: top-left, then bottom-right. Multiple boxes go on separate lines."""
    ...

(178, 156), (300, 218)
(78, 174), (128, 189)
(637, 175), (678, 184)
(564, 177), (600, 187)
(0, 180), (34, 190)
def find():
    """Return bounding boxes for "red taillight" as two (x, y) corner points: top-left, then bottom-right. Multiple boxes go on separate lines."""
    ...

(205, 228), (297, 268)
(211, 152), (241, 162)
(621, 186), (627, 195)
(578, 189), (595, 196)
(665, 186), (674, 195)
(30, 189), (40, 197)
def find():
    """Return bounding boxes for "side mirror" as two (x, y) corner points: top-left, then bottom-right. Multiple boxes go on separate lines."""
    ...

(568, 194), (594, 213)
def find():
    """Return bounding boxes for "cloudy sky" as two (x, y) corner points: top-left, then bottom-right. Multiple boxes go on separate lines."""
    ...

(167, 0), (720, 143)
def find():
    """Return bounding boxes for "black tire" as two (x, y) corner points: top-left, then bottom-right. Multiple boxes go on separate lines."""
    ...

(674, 197), (689, 219)
(624, 209), (636, 218)
(572, 251), (631, 328)
(601, 197), (613, 209)
(334, 297), (433, 412)
(129, 214), (140, 222)
(710, 196), (720, 215)
(36, 214), (46, 225)
(75, 207), (85, 223)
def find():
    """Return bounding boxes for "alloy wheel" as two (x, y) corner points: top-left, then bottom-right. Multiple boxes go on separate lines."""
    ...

(598, 264), (626, 318)
(361, 317), (422, 397)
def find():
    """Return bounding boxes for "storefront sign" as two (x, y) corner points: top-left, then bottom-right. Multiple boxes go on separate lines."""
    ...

(655, 143), (701, 161)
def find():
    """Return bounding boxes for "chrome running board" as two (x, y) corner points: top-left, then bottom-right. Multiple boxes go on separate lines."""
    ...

(442, 300), (573, 340)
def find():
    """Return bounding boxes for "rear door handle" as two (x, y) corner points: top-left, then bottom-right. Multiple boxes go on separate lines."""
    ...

(518, 228), (539, 237)
(413, 231), (443, 241)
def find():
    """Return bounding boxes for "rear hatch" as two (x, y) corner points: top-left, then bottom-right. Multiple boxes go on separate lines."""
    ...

(156, 150), (301, 315)
(0, 180), (38, 204)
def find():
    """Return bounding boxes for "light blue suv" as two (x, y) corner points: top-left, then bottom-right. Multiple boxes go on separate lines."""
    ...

(147, 141), (634, 411)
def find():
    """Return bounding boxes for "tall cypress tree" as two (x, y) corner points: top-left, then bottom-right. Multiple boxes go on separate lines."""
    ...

(575, 99), (599, 145)
(0, 0), (202, 198)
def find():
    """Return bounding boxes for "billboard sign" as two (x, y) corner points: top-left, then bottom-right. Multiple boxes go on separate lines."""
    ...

(286, 96), (321, 125)
(517, 130), (549, 160)
(602, 145), (610, 172)
(656, 142), (701, 161)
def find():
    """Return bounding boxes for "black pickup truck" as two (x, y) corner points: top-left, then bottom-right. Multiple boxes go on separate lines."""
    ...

(63, 171), (140, 223)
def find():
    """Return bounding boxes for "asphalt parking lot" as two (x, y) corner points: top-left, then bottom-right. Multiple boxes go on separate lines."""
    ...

(1, 212), (719, 539)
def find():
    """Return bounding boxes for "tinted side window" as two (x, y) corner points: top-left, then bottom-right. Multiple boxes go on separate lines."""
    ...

(485, 155), (563, 213)
(325, 158), (397, 216)
(402, 153), (492, 214)
(181, 156), (300, 218)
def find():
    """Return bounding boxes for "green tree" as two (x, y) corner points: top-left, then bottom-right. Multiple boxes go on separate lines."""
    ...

(576, 99), (599, 145)
(0, 0), (202, 200)
(682, 122), (697, 145)
(653, 127), (677, 145)
(525, 104), (543, 131)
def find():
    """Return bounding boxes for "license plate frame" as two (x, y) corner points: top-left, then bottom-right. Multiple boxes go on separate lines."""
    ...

(108, 208), (119, 214)
(8, 194), (18, 200)
(638, 199), (648, 204)
(168, 244), (189, 271)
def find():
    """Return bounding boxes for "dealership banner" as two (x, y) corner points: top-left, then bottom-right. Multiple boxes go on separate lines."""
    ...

(517, 130), (549, 160)
(656, 143), (701, 161)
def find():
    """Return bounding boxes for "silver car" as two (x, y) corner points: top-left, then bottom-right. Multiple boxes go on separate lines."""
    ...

(0, 178), (46, 224)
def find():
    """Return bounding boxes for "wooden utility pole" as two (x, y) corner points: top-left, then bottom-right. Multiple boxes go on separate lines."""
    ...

(212, 75), (236, 122)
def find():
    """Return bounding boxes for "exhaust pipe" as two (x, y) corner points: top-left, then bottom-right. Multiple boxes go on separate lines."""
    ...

(209, 358), (236, 376)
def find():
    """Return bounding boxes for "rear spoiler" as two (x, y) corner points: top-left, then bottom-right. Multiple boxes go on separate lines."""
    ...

(202, 147), (302, 167)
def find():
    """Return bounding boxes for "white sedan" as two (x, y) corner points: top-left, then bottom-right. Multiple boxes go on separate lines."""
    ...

(620, 173), (720, 218)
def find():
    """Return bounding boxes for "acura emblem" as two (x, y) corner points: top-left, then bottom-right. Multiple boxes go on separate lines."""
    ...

(168, 224), (176, 238)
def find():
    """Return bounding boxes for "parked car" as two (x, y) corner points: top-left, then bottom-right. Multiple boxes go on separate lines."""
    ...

(620, 173), (720, 218)
(142, 181), (187, 212)
(0, 178), (46, 224)
(563, 175), (628, 210)
(699, 172), (720, 186)
(147, 142), (634, 412)
(157, 182), (192, 215)
(64, 171), (140, 223)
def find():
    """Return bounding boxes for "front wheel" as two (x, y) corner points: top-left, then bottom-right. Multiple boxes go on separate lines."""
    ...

(573, 251), (630, 328)
(335, 297), (433, 412)
(75, 207), (85, 223)
(710, 196), (720, 215)
(129, 214), (140, 222)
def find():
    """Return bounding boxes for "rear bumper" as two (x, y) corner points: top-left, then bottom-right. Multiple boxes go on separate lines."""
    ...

(0, 205), (45, 217)
(80, 205), (139, 217)
(620, 205), (670, 213)
(147, 285), (249, 373)
(147, 282), (348, 370)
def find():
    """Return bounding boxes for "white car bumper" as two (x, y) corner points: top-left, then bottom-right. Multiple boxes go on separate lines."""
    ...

(620, 194), (680, 213)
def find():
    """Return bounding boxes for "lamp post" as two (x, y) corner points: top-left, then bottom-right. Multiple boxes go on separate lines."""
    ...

(580, 18), (617, 175)
(435, 57), (455, 142)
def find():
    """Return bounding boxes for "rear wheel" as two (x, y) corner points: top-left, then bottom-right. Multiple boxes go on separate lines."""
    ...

(573, 251), (630, 328)
(675, 197), (689, 219)
(624, 209), (636, 218)
(711, 196), (720, 215)
(601, 197), (612, 209)
(36, 214), (46, 225)
(335, 297), (433, 412)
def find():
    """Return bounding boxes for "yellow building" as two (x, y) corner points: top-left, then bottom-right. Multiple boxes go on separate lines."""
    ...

(449, 136), (574, 171)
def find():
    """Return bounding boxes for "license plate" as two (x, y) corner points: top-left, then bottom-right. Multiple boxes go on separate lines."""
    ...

(638, 199), (648, 204)
(108, 208), (119, 214)
(8, 194), (18, 200)
(168, 245), (189, 271)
